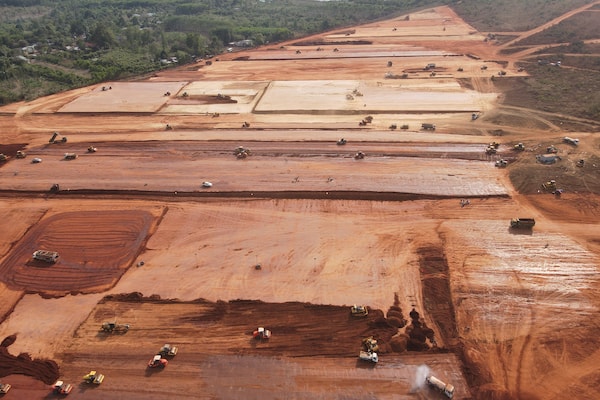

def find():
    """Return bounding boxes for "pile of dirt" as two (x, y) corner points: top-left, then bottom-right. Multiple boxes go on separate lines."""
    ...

(0, 335), (59, 384)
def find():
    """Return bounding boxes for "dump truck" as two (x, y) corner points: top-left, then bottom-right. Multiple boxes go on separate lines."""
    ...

(542, 180), (557, 191)
(33, 250), (59, 263)
(0, 382), (11, 394)
(82, 371), (104, 384)
(563, 137), (579, 146)
(337, 138), (347, 145)
(64, 153), (78, 160)
(495, 159), (508, 168)
(253, 327), (271, 340)
(426, 375), (454, 399)
(52, 380), (73, 395)
(158, 344), (178, 357)
(0, 153), (8, 162)
(514, 143), (525, 151)
(87, 146), (97, 153)
(148, 355), (168, 368)
(354, 151), (365, 160)
(358, 350), (378, 363)
(101, 322), (130, 333)
(510, 218), (535, 229)
(350, 305), (368, 317)
(16, 150), (26, 158)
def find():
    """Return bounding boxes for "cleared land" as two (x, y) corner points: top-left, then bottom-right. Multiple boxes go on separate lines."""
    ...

(0, 4), (600, 400)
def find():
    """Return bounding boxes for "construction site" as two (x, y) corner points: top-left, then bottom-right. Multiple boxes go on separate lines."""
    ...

(0, 4), (599, 399)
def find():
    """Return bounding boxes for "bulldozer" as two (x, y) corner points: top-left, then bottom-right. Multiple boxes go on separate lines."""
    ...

(158, 344), (178, 357)
(253, 327), (271, 340)
(101, 322), (130, 334)
(542, 180), (557, 191)
(234, 146), (251, 159)
(350, 305), (368, 317)
(82, 371), (104, 384)
(148, 354), (168, 368)
(513, 143), (525, 151)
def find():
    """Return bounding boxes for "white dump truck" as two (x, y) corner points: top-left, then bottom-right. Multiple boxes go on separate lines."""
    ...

(426, 375), (454, 398)
(358, 350), (378, 363)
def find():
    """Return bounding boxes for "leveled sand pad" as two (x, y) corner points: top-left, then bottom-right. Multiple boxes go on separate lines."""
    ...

(57, 82), (188, 113)
(256, 79), (496, 113)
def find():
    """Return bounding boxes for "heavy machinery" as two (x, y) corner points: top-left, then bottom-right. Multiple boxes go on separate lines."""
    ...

(234, 146), (251, 159)
(202, 181), (213, 188)
(52, 380), (73, 395)
(101, 322), (130, 333)
(354, 151), (365, 160)
(82, 371), (104, 384)
(510, 218), (536, 230)
(148, 355), (168, 368)
(0, 153), (8, 162)
(471, 113), (479, 120)
(337, 138), (347, 145)
(64, 153), (78, 160)
(563, 137), (579, 146)
(0, 382), (11, 394)
(50, 183), (60, 193)
(495, 159), (508, 168)
(514, 143), (525, 151)
(485, 146), (497, 155)
(426, 375), (455, 399)
(16, 150), (26, 158)
(253, 327), (271, 340)
(350, 305), (368, 317)
(546, 145), (558, 154)
(421, 123), (436, 130)
(358, 350), (378, 363)
(32, 250), (59, 263)
(577, 159), (585, 167)
(49, 132), (67, 143)
(158, 344), (178, 357)
(542, 180), (557, 191)
(362, 336), (379, 352)
(87, 146), (97, 153)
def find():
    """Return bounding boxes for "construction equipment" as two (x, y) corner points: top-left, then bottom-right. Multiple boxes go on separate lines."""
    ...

(52, 380), (73, 395)
(253, 327), (271, 340)
(101, 322), (130, 333)
(82, 371), (104, 385)
(158, 344), (178, 357)
(514, 143), (525, 151)
(471, 113), (479, 120)
(495, 159), (508, 168)
(358, 350), (378, 363)
(421, 123), (436, 130)
(426, 375), (455, 399)
(0, 153), (8, 162)
(32, 250), (59, 264)
(148, 354), (168, 368)
(64, 153), (77, 160)
(577, 159), (585, 167)
(50, 183), (60, 193)
(87, 146), (97, 153)
(563, 137), (579, 146)
(362, 336), (379, 352)
(542, 180), (557, 191)
(337, 138), (347, 145)
(0, 382), (11, 394)
(49, 132), (67, 143)
(546, 145), (558, 154)
(510, 218), (535, 229)
(350, 305), (368, 317)
(489, 142), (500, 149)
(32, 157), (42, 163)
(234, 146), (251, 159)
(16, 150), (26, 158)
(354, 151), (365, 160)
(485, 146), (497, 155)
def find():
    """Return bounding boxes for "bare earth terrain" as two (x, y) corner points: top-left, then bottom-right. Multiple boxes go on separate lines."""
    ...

(0, 4), (600, 400)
